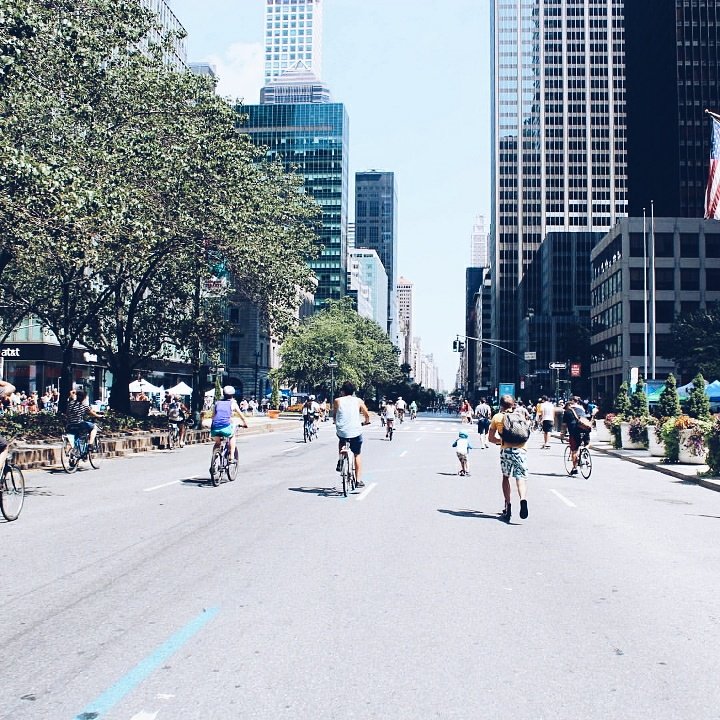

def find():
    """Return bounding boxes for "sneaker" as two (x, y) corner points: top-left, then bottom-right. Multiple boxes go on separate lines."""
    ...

(355, 479), (365, 488)
(501, 503), (511, 523)
(520, 499), (529, 519)
(570, 468), (578, 476)
(336, 458), (344, 472)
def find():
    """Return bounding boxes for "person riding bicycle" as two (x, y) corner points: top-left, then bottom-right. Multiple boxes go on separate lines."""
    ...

(383, 398), (397, 438)
(396, 396), (407, 422)
(166, 394), (189, 447)
(65, 388), (102, 450)
(301, 395), (320, 435)
(0, 380), (16, 470)
(378, 398), (387, 427)
(409, 400), (418, 420)
(563, 396), (590, 475)
(210, 385), (248, 468)
(333, 380), (371, 487)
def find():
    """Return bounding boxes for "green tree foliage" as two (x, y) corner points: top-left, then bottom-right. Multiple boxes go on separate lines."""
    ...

(279, 298), (402, 396)
(614, 382), (631, 417)
(0, 1), (319, 412)
(629, 375), (648, 418)
(657, 373), (681, 418)
(668, 303), (720, 380)
(687, 372), (711, 420)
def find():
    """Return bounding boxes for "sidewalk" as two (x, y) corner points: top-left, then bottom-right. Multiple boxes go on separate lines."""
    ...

(589, 437), (720, 493)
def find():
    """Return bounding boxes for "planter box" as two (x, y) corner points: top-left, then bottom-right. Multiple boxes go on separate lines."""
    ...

(594, 423), (611, 443)
(620, 421), (646, 450)
(678, 428), (708, 465)
(647, 428), (665, 457)
(267, 409), (280, 419)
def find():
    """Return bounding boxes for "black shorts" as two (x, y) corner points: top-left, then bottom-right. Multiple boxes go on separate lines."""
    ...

(477, 417), (490, 433)
(542, 420), (554, 433)
(338, 435), (363, 455)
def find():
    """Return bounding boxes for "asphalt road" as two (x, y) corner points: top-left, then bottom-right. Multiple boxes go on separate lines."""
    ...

(3, 413), (720, 720)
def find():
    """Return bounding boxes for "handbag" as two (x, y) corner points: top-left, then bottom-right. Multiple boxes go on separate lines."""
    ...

(573, 408), (592, 431)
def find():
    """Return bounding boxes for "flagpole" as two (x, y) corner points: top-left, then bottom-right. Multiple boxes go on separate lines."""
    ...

(643, 208), (648, 380)
(650, 200), (656, 380)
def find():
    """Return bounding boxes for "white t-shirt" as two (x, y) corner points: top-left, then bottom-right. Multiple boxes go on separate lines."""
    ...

(384, 403), (397, 419)
(454, 437), (471, 455)
(541, 401), (555, 422)
(335, 395), (363, 439)
(396, 399), (407, 411)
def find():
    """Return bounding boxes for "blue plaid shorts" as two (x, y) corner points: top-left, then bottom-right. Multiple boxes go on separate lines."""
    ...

(500, 447), (528, 479)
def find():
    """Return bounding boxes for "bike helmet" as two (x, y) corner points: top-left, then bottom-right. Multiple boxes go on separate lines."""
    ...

(459, 431), (468, 439)
(223, 385), (236, 396)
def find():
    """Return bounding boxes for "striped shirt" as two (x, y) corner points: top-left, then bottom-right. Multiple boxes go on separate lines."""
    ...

(65, 399), (87, 424)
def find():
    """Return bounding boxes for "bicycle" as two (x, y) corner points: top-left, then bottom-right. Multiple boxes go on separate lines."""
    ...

(338, 439), (357, 497)
(385, 419), (394, 441)
(563, 443), (592, 479)
(61, 430), (101, 473)
(210, 435), (239, 486)
(303, 416), (318, 443)
(168, 422), (181, 449)
(1, 445), (25, 521)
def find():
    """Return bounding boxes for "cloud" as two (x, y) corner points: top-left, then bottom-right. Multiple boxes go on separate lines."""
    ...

(206, 41), (264, 104)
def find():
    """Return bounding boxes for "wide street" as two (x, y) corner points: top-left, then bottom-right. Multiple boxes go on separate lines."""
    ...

(3, 414), (720, 720)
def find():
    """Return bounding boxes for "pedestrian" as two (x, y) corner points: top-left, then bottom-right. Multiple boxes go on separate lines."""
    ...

(488, 394), (530, 523)
(540, 395), (556, 448)
(333, 381), (371, 487)
(452, 430), (472, 476)
(474, 397), (492, 448)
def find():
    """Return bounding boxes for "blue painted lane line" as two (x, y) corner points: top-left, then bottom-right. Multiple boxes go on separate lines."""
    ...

(74, 607), (220, 719)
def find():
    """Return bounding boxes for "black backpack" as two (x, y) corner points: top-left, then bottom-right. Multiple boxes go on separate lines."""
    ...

(501, 410), (531, 444)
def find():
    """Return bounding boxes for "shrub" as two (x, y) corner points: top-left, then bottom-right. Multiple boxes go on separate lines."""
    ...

(614, 382), (631, 416)
(658, 374), (681, 419)
(629, 376), (649, 418)
(662, 414), (712, 462)
(687, 372), (711, 420)
(705, 417), (720, 475)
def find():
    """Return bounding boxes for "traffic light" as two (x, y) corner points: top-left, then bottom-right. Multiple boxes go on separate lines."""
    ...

(452, 339), (459, 352)
(459, 342), (465, 353)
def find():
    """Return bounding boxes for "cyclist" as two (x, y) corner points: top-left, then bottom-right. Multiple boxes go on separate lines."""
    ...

(409, 400), (418, 420)
(396, 396), (407, 423)
(210, 385), (248, 468)
(65, 389), (103, 450)
(378, 398), (387, 427)
(0, 380), (16, 470)
(166, 394), (189, 447)
(334, 381), (371, 487)
(383, 398), (397, 439)
(301, 395), (320, 436)
(563, 396), (590, 475)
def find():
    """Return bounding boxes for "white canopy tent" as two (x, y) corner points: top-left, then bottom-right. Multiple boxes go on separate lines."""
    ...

(167, 381), (193, 396)
(129, 379), (162, 394)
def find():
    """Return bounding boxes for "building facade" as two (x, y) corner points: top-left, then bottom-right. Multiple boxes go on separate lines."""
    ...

(491, 0), (628, 389)
(470, 215), (489, 268)
(141, 0), (187, 69)
(590, 217), (720, 404)
(355, 171), (398, 339)
(397, 277), (413, 366)
(264, 0), (323, 85)
(348, 249), (388, 331)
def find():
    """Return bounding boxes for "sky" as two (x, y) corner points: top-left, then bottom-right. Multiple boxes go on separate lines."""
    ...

(171, 0), (491, 388)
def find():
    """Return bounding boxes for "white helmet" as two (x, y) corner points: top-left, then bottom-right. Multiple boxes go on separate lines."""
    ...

(309, 395), (316, 401)
(223, 385), (236, 396)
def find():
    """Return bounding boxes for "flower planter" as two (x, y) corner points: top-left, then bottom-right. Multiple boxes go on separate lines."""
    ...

(594, 423), (611, 443)
(267, 409), (280, 419)
(620, 422), (646, 450)
(678, 429), (708, 465)
(647, 429), (665, 457)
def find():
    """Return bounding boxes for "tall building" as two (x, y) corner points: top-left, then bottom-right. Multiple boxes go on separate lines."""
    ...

(355, 171), (398, 339)
(397, 277), (413, 366)
(189, 62), (218, 80)
(491, 0), (627, 389)
(240, 101), (349, 306)
(142, 0), (187, 69)
(264, 0), (324, 85)
(349, 249), (388, 331)
(470, 215), (489, 268)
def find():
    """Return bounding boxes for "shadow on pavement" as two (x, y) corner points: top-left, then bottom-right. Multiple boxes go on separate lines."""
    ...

(437, 508), (510, 522)
(529, 471), (567, 478)
(181, 477), (213, 488)
(288, 486), (344, 498)
(437, 472), (459, 477)
(24, 486), (61, 497)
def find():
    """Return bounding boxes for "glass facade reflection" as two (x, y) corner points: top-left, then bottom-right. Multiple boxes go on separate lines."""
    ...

(240, 102), (349, 306)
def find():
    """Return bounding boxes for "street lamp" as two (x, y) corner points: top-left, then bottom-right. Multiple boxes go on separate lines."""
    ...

(254, 349), (260, 402)
(327, 354), (339, 407)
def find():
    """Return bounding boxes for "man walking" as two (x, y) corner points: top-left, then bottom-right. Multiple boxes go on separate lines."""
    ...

(540, 395), (556, 448)
(333, 381), (371, 487)
(488, 394), (530, 523)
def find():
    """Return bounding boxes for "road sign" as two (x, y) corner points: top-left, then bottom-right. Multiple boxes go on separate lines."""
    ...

(549, 362), (567, 370)
(499, 382), (516, 398)
(523, 351), (537, 361)
(570, 363), (581, 378)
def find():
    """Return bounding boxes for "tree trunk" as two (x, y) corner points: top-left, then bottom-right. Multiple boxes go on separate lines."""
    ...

(108, 360), (132, 414)
(57, 345), (74, 414)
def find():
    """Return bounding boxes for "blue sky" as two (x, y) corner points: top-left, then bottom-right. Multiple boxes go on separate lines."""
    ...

(171, 0), (491, 388)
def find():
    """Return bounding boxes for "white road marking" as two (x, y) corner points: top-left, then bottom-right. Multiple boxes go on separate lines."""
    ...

(144, 480), (181, 492)
(129, 711), (158, 720)
(355, 482), (377, 501)
(156, 694), (175, 700)
(281, 446), (298, 453)
(415, 437), (422, 442)
(399, 450), (408, 458)
(550, 489), (576, 507)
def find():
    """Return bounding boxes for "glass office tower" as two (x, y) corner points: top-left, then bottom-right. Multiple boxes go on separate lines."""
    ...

(491, 0), (627, 391)
(241, 102), (349, 305)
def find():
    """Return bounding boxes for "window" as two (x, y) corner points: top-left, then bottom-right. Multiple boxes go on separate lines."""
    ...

(630, 333), (644, 356)
(629, 232), (644, 257)
(654, 268), (675, 291)
(629, 300), (644, 323)
(629, 268), (645, 290)
(680, 233), (699, 257)
(681, 301), (700, 315)
(707, 268), (720, 291)
(655, 301), (676, 323)
(681, 268), (699, 290)
(654, 233), (674, 258)
(706, 236), (720, 257)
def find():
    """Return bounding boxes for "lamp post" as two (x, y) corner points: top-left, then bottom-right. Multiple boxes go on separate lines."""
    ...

(254, 349), (260, 402)
(328, 354), (339, 407)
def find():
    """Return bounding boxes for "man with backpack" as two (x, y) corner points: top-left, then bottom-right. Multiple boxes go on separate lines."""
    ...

(488, 394), (531, 523)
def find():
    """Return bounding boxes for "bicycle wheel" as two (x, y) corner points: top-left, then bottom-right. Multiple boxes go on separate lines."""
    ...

(62, 442), (79, 473)
(389, 425), (393, 441)
(226, 447), (239, 482)
(168, 425), (177, 450)
(210, 448), (222, 487)
(341, 455), (350, 497)
(88, 442), (101, 469)
(578, 448), (593, 479)
(563, 445), (574, 475)
(1, 464), (25, 521)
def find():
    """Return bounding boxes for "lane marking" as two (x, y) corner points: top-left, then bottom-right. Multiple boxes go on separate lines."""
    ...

(399, 450), (408, 458)
(415, 437), (422, 442)
(550, 489), (576, 507)
(281, 446), (298, 453)
(355, 482), (377, 501)
(144, 480), (181, 492)
(73, 607), (219, 720)
(129, 712), (158, 720)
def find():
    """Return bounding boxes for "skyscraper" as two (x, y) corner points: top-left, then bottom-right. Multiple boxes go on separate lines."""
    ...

(264, 0), (324, 85)
(141, 0), (187, 69)
(397, 277), (413, 366)
(355, 171), (398, 339)
(491, 0), (627, 388)
(470, 215), (489, 268)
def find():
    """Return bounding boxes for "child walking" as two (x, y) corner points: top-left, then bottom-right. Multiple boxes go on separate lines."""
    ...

(452, 431), (473, 476)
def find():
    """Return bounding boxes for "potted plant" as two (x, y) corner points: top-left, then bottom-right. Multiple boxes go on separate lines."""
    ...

(619, 377), (649, 450)
(267, 371), (281, 419)
(663, 414), (711, 465)
(646, 418), (665, 457)
(650, 374), (682, 458)
(621, 415), (647, 450)
(705, 416), (720, 476)
(594, 412), (613, 442)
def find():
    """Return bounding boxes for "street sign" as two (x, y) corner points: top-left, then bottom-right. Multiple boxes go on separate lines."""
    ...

(523, 351), (537, 361)
(570, 363), (581, 378)
(499, 382), (516, 398)
(549, 362), (567, 370)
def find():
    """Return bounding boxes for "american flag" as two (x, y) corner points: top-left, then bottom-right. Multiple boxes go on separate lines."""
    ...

(705, 115), (720, 219)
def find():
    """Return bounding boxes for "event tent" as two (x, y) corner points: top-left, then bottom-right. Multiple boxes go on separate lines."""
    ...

(129, 379), (162, 394)
(166, 381), (193, 396)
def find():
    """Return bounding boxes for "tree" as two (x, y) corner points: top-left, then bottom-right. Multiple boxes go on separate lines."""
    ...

(280, 298), (402, 396)
(629, 375), (648, 418)
(668, 304), (720, 380)
(657, 373), (681, 418)
(687, 372), (711, 420)
(614, 382), (631, 416)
